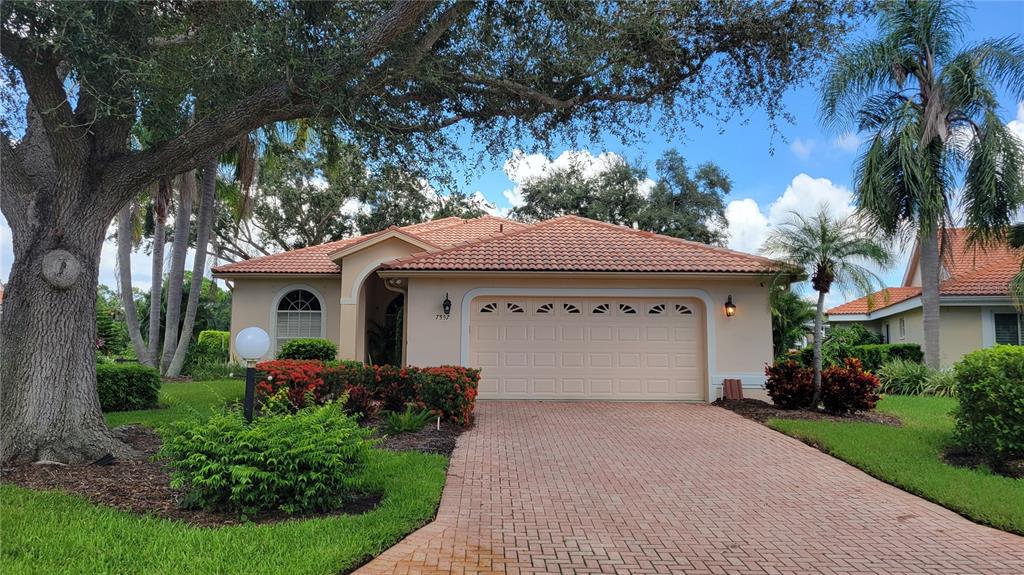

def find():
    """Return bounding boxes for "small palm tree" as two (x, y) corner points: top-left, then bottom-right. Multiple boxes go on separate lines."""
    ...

(763, 208), (894, 405)
(770, 287), (817, 358)
(820, 0), (1024, 368)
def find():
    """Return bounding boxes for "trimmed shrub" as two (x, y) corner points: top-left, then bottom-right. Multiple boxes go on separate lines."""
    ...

(820, 358), (880, 415)
(193, 330), (230, 364)
(255, 360), (480, 425)
(277, 338), (337, 361)
(96, 363), (161, 412)
(419, 366), (480, 425)
(954, 345), (1024, 465)
(850, 343), (923, 372)
(158, 398), (374, 515)
(764, 360), (814, 409)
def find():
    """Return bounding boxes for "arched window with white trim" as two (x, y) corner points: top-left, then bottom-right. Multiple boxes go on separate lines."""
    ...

(275, 288), (324, 351)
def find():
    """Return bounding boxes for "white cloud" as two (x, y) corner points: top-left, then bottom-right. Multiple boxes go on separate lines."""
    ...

(834, 132), (861, 153)
(789, 138), (816, 160)
(1008, 101), (1024, 144)
(724, 173), (855, 254)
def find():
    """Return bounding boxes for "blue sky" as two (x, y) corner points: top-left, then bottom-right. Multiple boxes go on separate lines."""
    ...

(1, 1), (1022, 308)
(446, 0), (1024, 306)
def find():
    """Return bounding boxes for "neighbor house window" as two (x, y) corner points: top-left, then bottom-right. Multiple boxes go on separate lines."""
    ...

(276, 289), (323, 351)
(994, 313), (1023, 345)
(899, 318), (906, 340)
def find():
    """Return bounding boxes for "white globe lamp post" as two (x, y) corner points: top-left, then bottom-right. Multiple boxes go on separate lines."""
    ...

(235, 326), (270, 421)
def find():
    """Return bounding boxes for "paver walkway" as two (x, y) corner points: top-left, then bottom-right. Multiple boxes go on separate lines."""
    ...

(358, 402), (1024, 574)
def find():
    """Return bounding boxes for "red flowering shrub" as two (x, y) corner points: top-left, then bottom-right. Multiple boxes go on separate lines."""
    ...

(257, 360), (480, 425)
(255, 360), (326, 409)
(372, 365), (421, 412)
(419, 366), (480, 425)
(764, 360), (814, 409)
(820, 358), (880, 415)
(342, 384), (377, 419)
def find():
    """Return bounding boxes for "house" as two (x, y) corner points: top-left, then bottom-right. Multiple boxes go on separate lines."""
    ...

(212, 215), (785, 402)
(827, 229), (1022, 368)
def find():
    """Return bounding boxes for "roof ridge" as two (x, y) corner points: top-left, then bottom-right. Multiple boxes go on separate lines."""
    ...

(212, 234), (372, 272)
(382, 216), (561, 267)
(558, 215), (787, 268)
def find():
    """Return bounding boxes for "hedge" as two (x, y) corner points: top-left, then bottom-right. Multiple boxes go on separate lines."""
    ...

(192, 330), (230, 364)
(954, 345), (1024, 465)
(277, 338), (337, 361)
(96, 363), (161, 412)
(255, 360), (479, 425)
(784, 342), (922, 372)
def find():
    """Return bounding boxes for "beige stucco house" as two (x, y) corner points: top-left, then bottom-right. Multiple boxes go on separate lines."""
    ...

(828, 229), (1022, 368)
(213, 215), (786, 402)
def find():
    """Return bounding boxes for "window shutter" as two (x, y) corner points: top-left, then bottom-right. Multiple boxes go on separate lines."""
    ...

(994, 313), (1021, 345)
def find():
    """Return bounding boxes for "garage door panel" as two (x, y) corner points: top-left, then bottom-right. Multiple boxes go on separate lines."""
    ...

(471, 297), (705, 401)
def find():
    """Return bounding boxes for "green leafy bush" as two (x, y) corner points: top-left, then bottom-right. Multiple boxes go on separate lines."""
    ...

(877, 358), (955, 397)
(850, 343), (923, 372)
(820, 358), (880, 415)
(189, 361), (245, 381)
(158, 397), (374, 515)
(96, 363), (161, 412)
(277, 338), (337, 361)
(764, 360), (814, 409)
(384, 405), (435, 434)
(954, 346), (1024, 465)
(192, 330), (230, 363)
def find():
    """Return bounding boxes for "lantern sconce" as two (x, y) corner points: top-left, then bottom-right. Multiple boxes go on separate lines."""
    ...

(724, 295), (736, 317)
(442, 292), (452, 315)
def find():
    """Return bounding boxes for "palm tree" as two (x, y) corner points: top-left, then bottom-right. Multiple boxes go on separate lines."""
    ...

(820, 0), (1024, 368)
(763, 208), (893, 405)
(769, 287), (817, 358)
(1008, 223), (1024, 309)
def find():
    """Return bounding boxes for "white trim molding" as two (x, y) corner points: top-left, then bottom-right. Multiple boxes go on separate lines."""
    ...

(340, 261), (385, 305)
(458, 287), (720, 402)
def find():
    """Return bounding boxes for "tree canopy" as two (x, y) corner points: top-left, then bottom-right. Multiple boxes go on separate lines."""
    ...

(511, 149), (731, 244)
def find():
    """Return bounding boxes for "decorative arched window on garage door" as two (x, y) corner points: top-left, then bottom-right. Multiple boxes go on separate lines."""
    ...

(275, 288), (324, 351)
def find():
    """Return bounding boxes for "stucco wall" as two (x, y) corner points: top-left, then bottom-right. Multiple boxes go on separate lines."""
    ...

(227, 276), (342, 361)
(834, 306), (983, 369)
(401, 274), (773, 399)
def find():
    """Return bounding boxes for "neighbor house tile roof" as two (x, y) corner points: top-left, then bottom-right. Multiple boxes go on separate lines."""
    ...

(212, 216), (523, 274)
(826, 287), (923, 315)
(381, 216), (784, 273)
(828, 228), (1022, 315)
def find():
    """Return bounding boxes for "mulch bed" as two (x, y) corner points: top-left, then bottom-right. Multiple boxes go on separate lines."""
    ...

(365, 416), (468, 457)
(1, 425), (381, 528)
(714, 398), (902, 426)
(943, 447), (1024, 480)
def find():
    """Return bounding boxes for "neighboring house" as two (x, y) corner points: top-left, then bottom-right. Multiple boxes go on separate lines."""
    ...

(212, 215), (785, 402)
(827, 229), (1022, 368)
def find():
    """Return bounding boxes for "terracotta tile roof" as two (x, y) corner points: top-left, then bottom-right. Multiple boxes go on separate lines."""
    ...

(829, 229), (1023, 315)
(826, 287), (922, 315)
(381, 216), (785, 273)
(212, 216), (525, 275)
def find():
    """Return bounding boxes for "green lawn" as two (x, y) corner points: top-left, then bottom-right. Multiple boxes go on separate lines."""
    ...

(2, 380), (449, 575)
(769, 395), (1024, 535)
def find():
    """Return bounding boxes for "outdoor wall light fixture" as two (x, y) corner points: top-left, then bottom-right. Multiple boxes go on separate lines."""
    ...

(724, 295), (736, 317)
(442, 293), (452, 315)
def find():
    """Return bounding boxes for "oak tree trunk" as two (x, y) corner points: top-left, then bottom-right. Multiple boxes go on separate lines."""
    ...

(116, 202), (152, 366)
(0, 192), (133, 463)
(166, 160), (217, 377)
(159, 172), (195, 374)
(919, 229), (942, 369)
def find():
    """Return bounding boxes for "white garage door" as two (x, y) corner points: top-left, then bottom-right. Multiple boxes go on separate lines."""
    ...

(470, 297), (705, 401)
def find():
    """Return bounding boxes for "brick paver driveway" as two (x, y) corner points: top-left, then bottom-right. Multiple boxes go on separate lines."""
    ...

(359, 402), (1024, 574)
